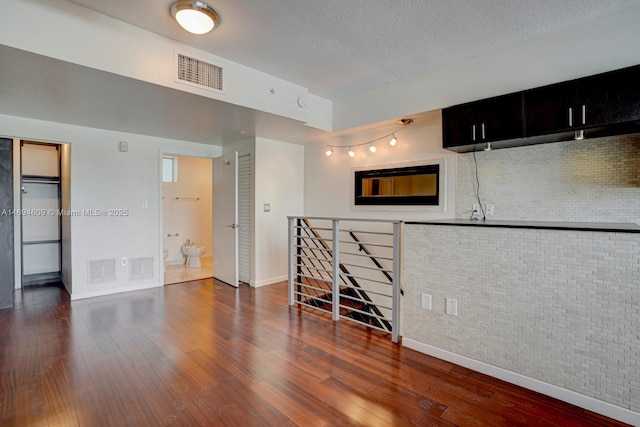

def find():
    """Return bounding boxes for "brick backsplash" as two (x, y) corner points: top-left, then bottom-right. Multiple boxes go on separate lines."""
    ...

(456, 133), (640, 223)
(402, 223), (640, 412)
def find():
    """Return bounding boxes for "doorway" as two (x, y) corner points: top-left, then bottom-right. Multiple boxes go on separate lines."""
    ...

(20, 141), (63, 286)
(162, 155), (214, 285)
(159, 151), (252, 287)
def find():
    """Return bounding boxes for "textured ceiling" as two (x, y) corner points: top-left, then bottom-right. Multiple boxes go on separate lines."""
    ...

(64, 0), (640, 100)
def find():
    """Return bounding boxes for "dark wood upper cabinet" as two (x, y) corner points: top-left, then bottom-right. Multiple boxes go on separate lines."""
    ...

(524, 65), (640, 137)
(443, 92), (524, 149)
(577, 66), (640, 126)
(443, 64), (640, 152)
(522, 81), (575, 136)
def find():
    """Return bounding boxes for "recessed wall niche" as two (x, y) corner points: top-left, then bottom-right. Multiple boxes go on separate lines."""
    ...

(351, 158), (446, 212)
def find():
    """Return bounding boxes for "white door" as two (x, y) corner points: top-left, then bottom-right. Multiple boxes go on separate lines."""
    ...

(237, 154), (252, 284)
(213, 152), (239, 287)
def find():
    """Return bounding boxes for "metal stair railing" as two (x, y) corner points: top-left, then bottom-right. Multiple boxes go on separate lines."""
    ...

(347, 230), (404, 297)
(301, 218), (390, 331)
(288, 216), (402, 343)
(292, 219), (375, 322)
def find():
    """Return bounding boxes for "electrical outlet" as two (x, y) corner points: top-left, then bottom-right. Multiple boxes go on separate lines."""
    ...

(421, 293), (432, 310)
(471, 204), (481, 219)
(486, 204), (494, 217)
(445, 298), (458, 316)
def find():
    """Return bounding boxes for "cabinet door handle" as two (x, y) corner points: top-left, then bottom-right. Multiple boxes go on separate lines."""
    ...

(582, 105), (586, 125)
(568, 107), (573, 127)
(482, 123), (486, 140)
(472, 124), (476, 141)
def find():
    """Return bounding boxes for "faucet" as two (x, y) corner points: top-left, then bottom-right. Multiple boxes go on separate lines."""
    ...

(185, 239), (191, 246)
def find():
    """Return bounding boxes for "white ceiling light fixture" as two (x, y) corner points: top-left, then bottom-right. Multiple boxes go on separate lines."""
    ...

(170, 0), (220, 35)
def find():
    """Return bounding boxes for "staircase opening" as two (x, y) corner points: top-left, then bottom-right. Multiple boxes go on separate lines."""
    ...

(288, 217), (402, 342)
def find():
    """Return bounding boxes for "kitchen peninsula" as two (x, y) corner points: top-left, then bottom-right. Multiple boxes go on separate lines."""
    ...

(402, 216), (639, 424)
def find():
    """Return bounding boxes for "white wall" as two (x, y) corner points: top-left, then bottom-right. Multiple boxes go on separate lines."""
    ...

(162, 156), (213, 263)
(304, 115), (456, 221)
(0, 113), (221, 300)
(253, 138), (304, 286)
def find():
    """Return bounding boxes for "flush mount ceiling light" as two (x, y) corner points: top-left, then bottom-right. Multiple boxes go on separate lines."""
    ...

(170, 0), (219, 35)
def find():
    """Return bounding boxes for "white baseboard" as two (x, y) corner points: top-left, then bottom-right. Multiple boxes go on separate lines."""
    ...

(402, 338), (640, 426)
(70, 281), (162, 301)
(250, 275), (288, 288)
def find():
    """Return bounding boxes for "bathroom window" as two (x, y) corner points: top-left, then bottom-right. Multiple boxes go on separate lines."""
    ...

(162, 156), (179, 182)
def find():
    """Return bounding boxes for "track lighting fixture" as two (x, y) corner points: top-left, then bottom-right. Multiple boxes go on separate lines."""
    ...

(323, 118), (413, 158)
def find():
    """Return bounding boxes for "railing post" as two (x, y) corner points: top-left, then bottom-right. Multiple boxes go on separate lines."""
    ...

(332, 219), (340, 322)
(288, 217), (295, 306)
(391, 221), (401, 343)
(296, 219), (302, 303)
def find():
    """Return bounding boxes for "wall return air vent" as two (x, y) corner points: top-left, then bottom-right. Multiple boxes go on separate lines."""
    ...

(175, 52), (224, 93)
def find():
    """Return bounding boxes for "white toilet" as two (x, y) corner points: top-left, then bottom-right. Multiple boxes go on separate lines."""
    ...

(183, 244), (205, 268)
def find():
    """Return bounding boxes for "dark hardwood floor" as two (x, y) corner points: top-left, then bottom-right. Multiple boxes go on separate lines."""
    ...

(0, 280), (630, 426)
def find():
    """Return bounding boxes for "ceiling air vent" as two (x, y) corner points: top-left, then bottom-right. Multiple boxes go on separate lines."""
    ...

(176, 52), (224, 92)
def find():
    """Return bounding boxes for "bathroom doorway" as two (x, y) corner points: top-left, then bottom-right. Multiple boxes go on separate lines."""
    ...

(162, 155), (214, 284)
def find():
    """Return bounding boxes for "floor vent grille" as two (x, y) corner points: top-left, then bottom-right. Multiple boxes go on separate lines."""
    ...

(176, 53), (223, 92)
(88, 259), (116, 284)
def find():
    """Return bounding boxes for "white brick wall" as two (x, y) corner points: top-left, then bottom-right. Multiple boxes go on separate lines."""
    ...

(402, 223), (640, 412)
(456, 133), (640, 223)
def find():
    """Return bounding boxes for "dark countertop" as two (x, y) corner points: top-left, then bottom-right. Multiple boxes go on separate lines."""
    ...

(405, 219), (640, 233)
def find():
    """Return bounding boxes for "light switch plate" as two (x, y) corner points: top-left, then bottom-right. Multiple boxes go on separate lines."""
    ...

(263, 203), (271, 212)
(118, 140), (128, 152)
